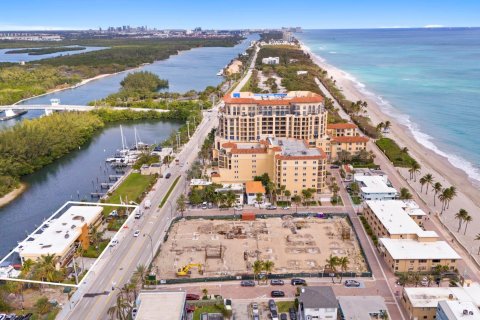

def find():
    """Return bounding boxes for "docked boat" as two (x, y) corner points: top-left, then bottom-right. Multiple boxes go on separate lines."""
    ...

(216, 69), (224, 76)
(0, 109), (27, 121)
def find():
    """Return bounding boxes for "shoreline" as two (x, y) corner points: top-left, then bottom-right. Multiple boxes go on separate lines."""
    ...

(300, 42), (480, 264)
(0, 183), (27, 208)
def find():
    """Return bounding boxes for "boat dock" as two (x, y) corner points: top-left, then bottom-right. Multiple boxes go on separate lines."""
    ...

(109, 175), (123, 181)
(100, 183), (115, 189)
(90, 192), (106, 198)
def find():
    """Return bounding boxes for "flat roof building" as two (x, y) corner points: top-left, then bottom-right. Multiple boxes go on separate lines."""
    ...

(135, 291), (187, 320)
(402, 283), (480, 320)
(355, 175), (397, 201)
(20, 205), (103, 267)
(437, 300), (480, 320)
(338, 296), (389, 320)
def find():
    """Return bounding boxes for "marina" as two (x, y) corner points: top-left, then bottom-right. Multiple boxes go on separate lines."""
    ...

(0, 109), (27, 121)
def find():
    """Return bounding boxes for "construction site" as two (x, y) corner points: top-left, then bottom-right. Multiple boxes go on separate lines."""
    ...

(154, 215), (369, 279)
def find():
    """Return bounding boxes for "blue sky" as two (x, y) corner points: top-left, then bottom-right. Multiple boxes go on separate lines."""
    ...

(1, 0), (479, 30)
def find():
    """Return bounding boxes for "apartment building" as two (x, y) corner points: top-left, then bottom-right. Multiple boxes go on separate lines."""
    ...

(364, 200), (461, 272)
(326, 122), (359, 137)
(355, 175), (398, 201)
(218, 91), (328, 146)
(402, 283), (480, 320)
(329, 135), (369, 160)
(213, 137), (327, 195)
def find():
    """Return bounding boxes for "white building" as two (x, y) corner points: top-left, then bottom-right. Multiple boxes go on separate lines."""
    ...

(437, 300), (480, 320)
(245, 181), (266, 205)
(298, 286), (338, 320)
(135, 291), (187, 320)
(338, 296), (389, 320)
(189, 179), (212, 188)
(215, 183), (245, 205)
(261, 56), (280, 65)
(354, 175), (397, 200)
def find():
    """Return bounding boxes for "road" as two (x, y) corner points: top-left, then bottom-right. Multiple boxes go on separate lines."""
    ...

(232, 45), (259, 92)
(58, 105), (221, 320)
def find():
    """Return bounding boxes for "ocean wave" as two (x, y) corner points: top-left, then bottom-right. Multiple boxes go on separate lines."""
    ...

(348, 76), (480, 184)
(301, 43), (480, 184)
(329, 51), (337, 54)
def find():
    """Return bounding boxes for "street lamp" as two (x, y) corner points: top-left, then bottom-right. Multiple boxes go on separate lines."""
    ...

(186, 121), (190, 138)
(143, 233), (154, 263)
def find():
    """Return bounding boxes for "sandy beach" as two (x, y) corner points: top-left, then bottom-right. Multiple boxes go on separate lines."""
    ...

(301, 43), (480, 268)
(0, 183), (26, 208)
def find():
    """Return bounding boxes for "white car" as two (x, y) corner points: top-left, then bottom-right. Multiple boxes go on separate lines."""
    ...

(133, 230), (140, 237)
(282, 206), (290, 210)
(109, 239), (119, 247)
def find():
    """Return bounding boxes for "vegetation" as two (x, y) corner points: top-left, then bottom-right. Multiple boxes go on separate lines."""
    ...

(252, 259), (275, 284)
(277, 301), (295, 313)
(188, 183), (222, 205)
(106, 173), (157, 204)
(0, 112), (103, 197)
(376, 138), (416, 167)
(0, 37), (240, 105)
(5, 46), (86, 55)
(132, 153), (160, 170)
(159, 176), (180, 208)
(360, 216), (378, 246)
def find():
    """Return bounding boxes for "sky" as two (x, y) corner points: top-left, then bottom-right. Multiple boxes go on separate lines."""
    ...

(1, 0), (479, 31)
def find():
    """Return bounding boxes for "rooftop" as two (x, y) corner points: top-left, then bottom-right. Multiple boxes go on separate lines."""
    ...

(331, 136), (369, 143)
(245, 181), (266, 194)
(136, 291), (186, 320)
(380, 238), (461, 260)
(20, 206), (103, 258)
(338, 296), (389, 320)
(404, 283), (480, 308)
(215, 183), (244, 192)
(224, 91), (324, 105)
(327, 123), (358, 130)
(268, 137), (324, 159)
(299, 286), (337, 309)
(190, 179), (212, 187)
(356, 176), (397, 195)
(438, 300), (480, 319)
(365, 200), (434, 237)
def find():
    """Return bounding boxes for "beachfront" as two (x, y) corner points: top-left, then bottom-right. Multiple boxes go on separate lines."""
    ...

(300, 42), (480, 269)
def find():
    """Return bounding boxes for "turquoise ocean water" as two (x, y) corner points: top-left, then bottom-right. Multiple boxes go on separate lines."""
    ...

(297, 28), (480, 184)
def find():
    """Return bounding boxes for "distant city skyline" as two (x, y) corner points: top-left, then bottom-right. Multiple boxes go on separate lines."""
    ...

(1, 0), (479, 31)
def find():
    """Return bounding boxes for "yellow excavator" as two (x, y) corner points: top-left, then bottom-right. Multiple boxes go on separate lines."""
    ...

(176, 263), (203, 277)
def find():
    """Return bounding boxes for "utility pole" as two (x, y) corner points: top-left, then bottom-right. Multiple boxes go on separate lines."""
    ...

(186, 121), (190, 138)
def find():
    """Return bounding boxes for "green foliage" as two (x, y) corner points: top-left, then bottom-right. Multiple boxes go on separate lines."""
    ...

(106, 173), (157, 204)
(0, 175), (19, 196)
(159, 176), (180, 208)
(5, 46), (86, 55)
(188, 183), (223, 205)
(34, 296), (52, 315)
(376, 137), (416, 167)
(107, 71), (169, 101)
(132, 153), (160, 170)
(0, 112), (103, 197)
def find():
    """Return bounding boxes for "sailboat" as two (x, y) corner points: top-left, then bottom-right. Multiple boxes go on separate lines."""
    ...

(0, 109), (28, 121)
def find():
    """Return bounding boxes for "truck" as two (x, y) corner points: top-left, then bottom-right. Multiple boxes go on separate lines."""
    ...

(144, 199), (151, 209)
(134, 210), (143, 219)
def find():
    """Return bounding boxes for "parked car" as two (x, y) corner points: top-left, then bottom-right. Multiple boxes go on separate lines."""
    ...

(268, 299), (277, 313)
(282, 206), (290, 210)
(241, 280), (255, 287)
(165, 173), (171, 179)
(270, 310), (279, 320)
(421, 277), (429, 287)
(270, 279), (284, 286)
(251, 303), (259, 315)
(330, 165), (340, 169)
(186, 293), (200, 300)
(224, 299), (232, 311)
(133, 230), (140, 237)
(344, 279), (361, 287)
(280, 313), (288, 320)
(266, 205), (277, 210)
(291, 278), (306, 286)
(271, 290), (285, 297)
(289, 307), (297, 320)
(201, 202), (208, 210)
(131, 308), (138, 319)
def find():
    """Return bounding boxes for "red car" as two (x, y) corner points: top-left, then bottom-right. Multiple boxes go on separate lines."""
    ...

(186, 293), (200, 300)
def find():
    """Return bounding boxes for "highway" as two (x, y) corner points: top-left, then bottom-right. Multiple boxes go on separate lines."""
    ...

(57, 105), (220, 320)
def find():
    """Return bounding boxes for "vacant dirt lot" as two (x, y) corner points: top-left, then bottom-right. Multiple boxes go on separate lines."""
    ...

(155, 216), (368, 279)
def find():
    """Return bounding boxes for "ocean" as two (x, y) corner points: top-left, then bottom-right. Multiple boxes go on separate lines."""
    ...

(297, 28), (480, 184)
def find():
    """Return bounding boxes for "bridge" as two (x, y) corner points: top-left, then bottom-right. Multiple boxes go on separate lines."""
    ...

(0, 105), (169, 113)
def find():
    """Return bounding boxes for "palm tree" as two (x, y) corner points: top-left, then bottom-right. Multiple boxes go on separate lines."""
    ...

(331, 184), (340, 204)
(463, 214), (473, 235)
(408, 161), (421, 181)
(433, 182), (442, 206)
(35, 254), (61, 282)
(423, 173), (434, 194)
(383, 120), (391, 132)
(439, 189), (449, 213)
(252, 260), (264, 284)
(267, 181), (276, 205)
(263, 260), (275, 283)
(399, 187), (412, 200)
(89, 226), (102, 252)
(446, 186), (457, 209)
(338, 256), (349, 282)
(301, 189), (313, 207)
(401, 147), (409, 154)
(255, 193), (263, 206)
(419, 176), (427, 193)
(108, 292), (130, 320)
(325, 255), (339, 282)
(202, 288), (209, 299)
(225, 191), (237, 208)
(475, 233), (480, 255)
(292, 195), (301, 213)
(134, 264), (147, 289)
(455, 209), (468, 232)
(397, 273), (409, 287)
(284, 190), (291, 204)
(376, 122), (385, 133)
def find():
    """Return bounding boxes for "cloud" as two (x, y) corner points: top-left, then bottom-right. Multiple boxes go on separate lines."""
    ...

(423, 24), (444, 28)
(0, 24), (83, 31)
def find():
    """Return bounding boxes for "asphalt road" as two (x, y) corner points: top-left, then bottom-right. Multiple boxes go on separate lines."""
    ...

(58, 105), (221, 320)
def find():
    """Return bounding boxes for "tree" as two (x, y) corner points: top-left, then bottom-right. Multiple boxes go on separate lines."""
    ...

(408, 161), (421, 181)
(255, 193), (263, 206)
(176, 194), (187, 217)
(284, 190), (291, 203)
(438, 189), (448, 213)
(108, 291), (130, 320)
(34, 254), (63, 282)
(292, 195), (301, 213)
(399, 187), (412, 200)
(134, 264), (147, 289)
(433, 182), (442, 206)
(445, 186), (457, 209)
(252, 260), (264, 284)
(423, 173), (434, 194)
(202, 288), (209, 299)
(89, 226), (102, 251)
(419, 176), (427, 193)
(34, 296), (51, 315)
(338, 256), (349, 282)
(397, 273), (409, 287)
(475, 233), (480, 255)
(301, 189), (314, 207)
(331, 183), (340, 204)
(188, 189), (203, 205)
(455, 209), (468, 232)
(463, 214), (473, 235)
(376, 122), (385, 133)
(225, 191), (237, 208)
(383, 120), (391, 132)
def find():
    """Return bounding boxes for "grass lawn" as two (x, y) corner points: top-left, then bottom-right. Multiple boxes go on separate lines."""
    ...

(107, 173), (156, 204)
(82, 240), (109, 258)
(376, 137), (416, 167)
(159, 176), (180, 208)
(277, 301), (295, 313)
(192, 304), (224, 320)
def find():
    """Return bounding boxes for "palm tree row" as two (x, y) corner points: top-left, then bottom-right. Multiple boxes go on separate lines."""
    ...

(325, 255), (349, 282)
(376, 120), (391, 133)
(252, 259), (275, 283)
(438, 186), (457, 213)
(454, 209), (473, 235)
